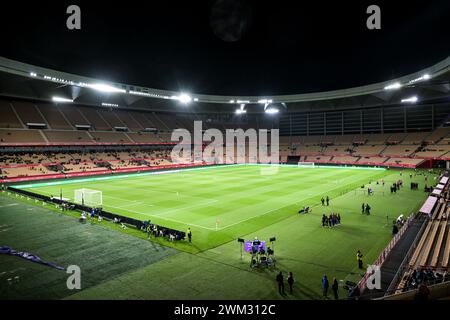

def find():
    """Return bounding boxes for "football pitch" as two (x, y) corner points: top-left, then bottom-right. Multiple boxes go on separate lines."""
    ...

(19, 165), (391, 251)
(3, 164), (437, 299)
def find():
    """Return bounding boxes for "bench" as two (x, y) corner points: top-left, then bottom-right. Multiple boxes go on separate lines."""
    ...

(441, 226), (450, 268)
(430, 221), (447, 267)
(419, 221), (440, 267)
(436, 203), (447, 220)
(432, 203), (444, 220)
(410, 222), (432, 267)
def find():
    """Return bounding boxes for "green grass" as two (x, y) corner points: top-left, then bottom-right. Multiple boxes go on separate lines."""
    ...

(19, 165), (389, 252)
(2, 165), (438, 299)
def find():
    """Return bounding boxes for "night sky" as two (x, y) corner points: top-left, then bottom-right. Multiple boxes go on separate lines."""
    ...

(0, 0), (449, 96)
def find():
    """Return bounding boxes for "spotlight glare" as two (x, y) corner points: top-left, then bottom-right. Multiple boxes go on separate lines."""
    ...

(384, 82), (402, 90)
(401, 96), (418, 103)
(102, 102), (119, 107)
(52, 96), (73, 103)
(265, 108), (279, 114)
(178, 93), (192, 104)
(87, 83), (126, 93)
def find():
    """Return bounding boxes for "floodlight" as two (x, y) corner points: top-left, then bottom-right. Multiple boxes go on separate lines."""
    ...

(384, 82), (402, 90)
(30, 72), (37, 77)
(236, 103), (247, 114)
(52, 96), (73, 103)
(409, 74), (432, 84)
(401, 96), (418, 103)
(102, 102), (119, 107)
(229, 100), (235, 103)
(86, 83), (126, 93)
(265, 108), (279, 114)
(178, 93), (192, 104)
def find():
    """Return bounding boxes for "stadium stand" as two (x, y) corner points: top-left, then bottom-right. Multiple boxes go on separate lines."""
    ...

(1, 97), (450, 178)
(78, 106), (111, 130)
(37, 104), (73, 129)
(12, 101), (47, 126)
(322, 145), (352, 156)
(0, 99), (23, 128)
(330, 156), (360, 164)
(387, 133), (408, 144)
(392, 177), (450, 295)
(334, 135), (354, 145)
(114, 110), (143, 131)
(425, 127), (450, 144)
(59, 105), (91, 127)
(0, 129), (45, 143)
(353, 145), (387, 156)
(90, 131), (133, 143)
(98, 109), (127, 128)
(364, 134), (391, 144)
(401, 132), (431, 145)
(295, 145), (323, 155)
(302, 135), (322, 145)
(384, 158), (424, 167)
(415, 145), (450, 158)
(43, 130), (93, 143)
(382, 145), (417, 157)
(126, 132), (165, 143)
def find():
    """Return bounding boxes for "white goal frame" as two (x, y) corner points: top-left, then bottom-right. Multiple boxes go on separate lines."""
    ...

(297, 162), (316, 168)
(74, 188), (103, 207)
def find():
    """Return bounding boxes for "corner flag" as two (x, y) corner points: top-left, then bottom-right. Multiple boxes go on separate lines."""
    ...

(215, 217), (221, 231)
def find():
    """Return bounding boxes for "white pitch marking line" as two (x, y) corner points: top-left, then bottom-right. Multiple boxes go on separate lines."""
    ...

(0, 203), (19, 208)
(112, 201), (151, 209)
(152, 200), (219, 218)
(215, 172), (378, 230)
(104, 205), (216, 230)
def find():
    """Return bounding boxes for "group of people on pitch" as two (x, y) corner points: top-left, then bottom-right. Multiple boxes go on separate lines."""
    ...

(321, 213), (341, 227)
(141, 220), (186, 241)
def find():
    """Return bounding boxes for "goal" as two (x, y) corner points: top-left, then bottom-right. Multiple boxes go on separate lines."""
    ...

(297, 162), (315, 168)
(74, 189), (103, 207)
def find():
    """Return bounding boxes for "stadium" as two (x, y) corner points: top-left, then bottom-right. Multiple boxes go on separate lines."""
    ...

(1, 1), (450, 306)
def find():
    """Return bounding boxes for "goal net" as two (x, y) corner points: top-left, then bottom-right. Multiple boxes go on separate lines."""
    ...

(74, 189), (103, 207)
(298, 162), (315, 168)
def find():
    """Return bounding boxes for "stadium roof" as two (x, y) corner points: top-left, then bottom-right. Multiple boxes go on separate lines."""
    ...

(0, 55), (449, 114)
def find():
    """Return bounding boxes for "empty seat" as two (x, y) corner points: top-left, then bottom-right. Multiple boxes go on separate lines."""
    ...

(12, 101), (46, 125)
(98, 110), (126, 128)
(44, 130), (93, 143)
(78, 107), (111, 130)
(37, 104), (72, 129)
(59, 105), (90, 126)
(0, 129), (45, 143)
(127, 132), (163, 143)
(90, 131), (132, 143)
(114, 111), (143, 131)
(0, 100), (23, 128)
